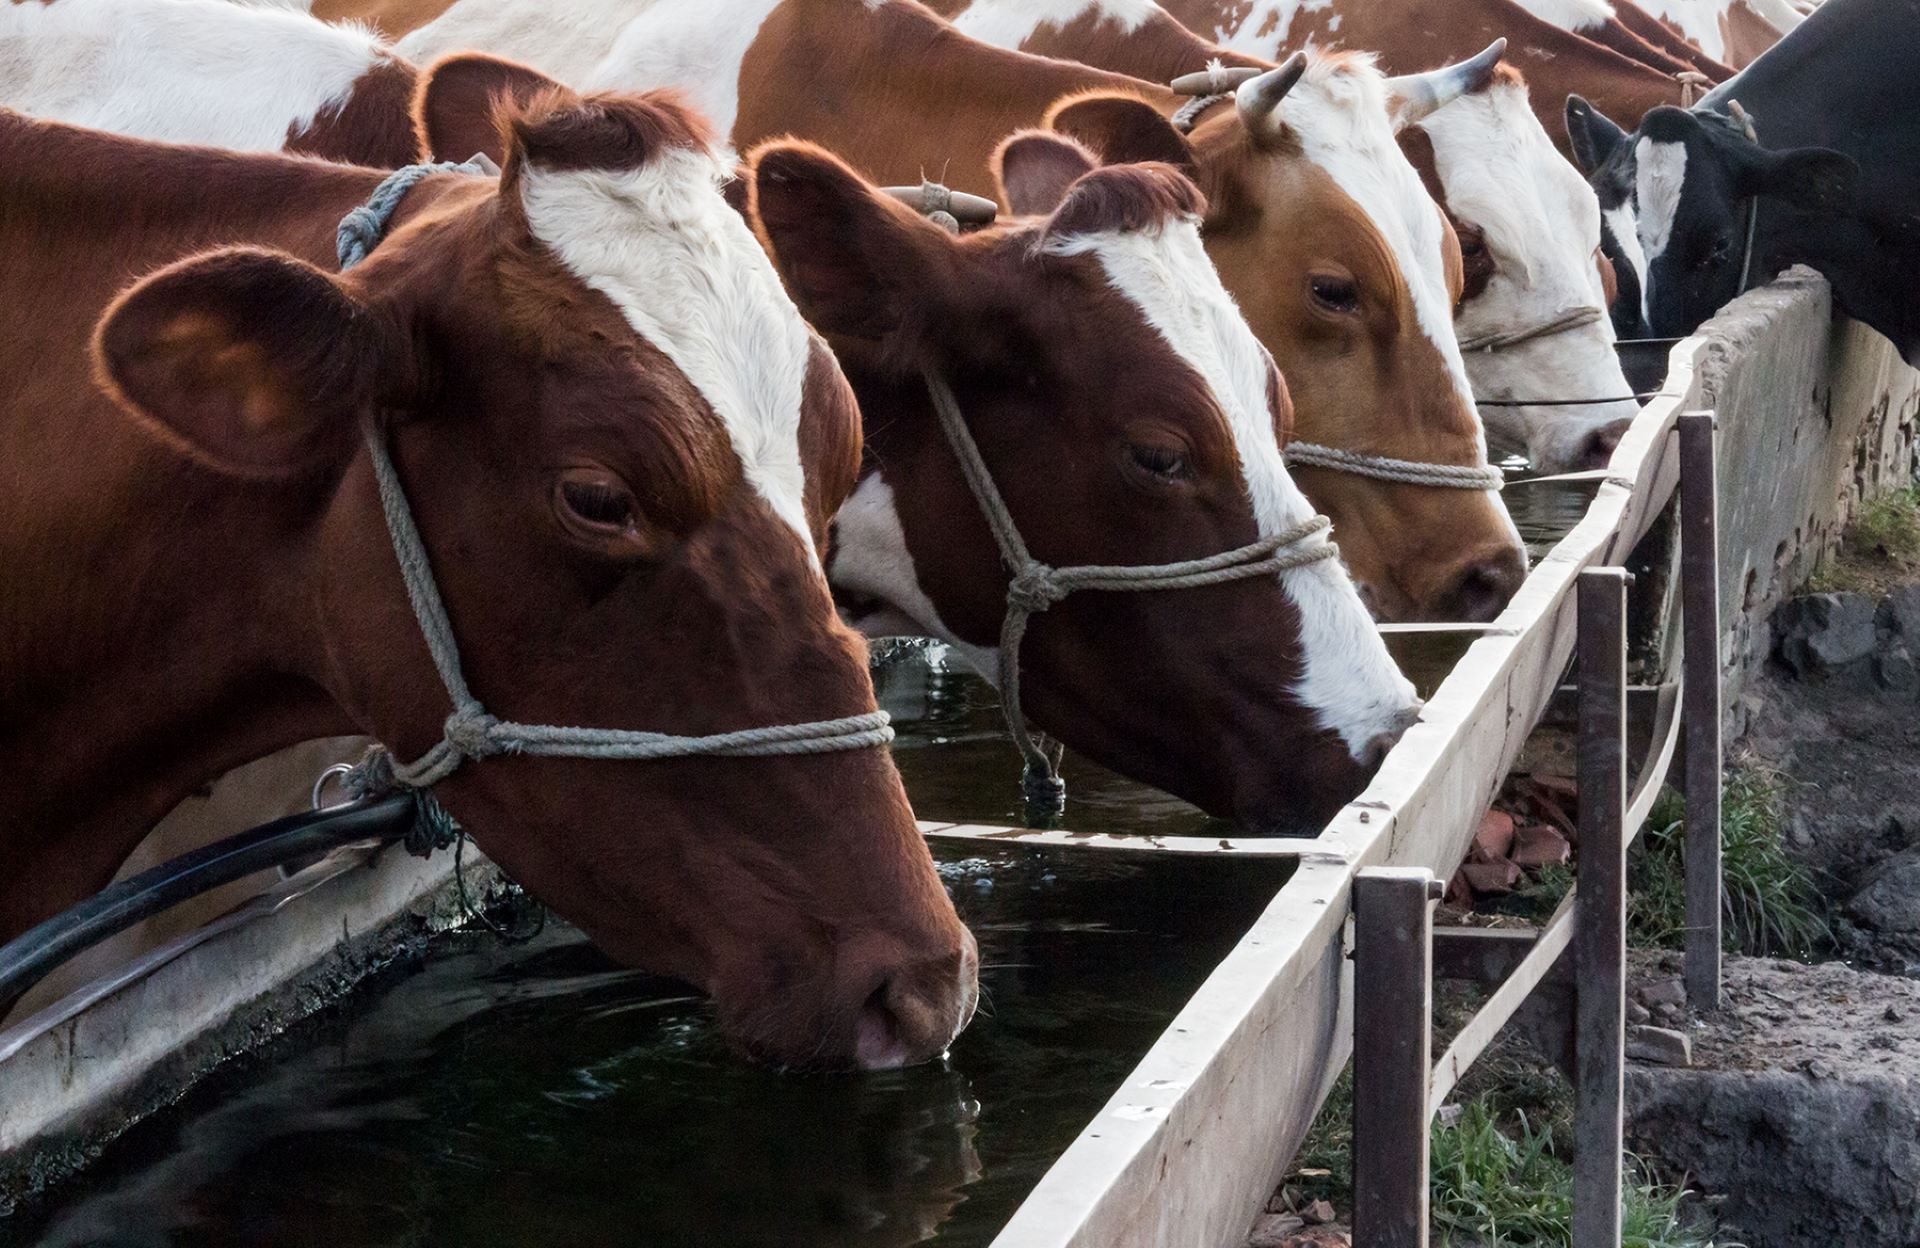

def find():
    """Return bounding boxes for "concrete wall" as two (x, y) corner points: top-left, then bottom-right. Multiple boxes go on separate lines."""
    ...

(1696, 269), (1920, 737)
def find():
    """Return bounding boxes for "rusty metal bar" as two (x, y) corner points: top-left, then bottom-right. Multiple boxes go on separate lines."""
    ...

(1352, 868), (1438, 1248)
(1678, 411), (1723, 1010)
(1574, 569), (1630, 1248)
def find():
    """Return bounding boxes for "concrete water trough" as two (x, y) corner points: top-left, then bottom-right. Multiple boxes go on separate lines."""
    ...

(2, 270), (1916, 1246)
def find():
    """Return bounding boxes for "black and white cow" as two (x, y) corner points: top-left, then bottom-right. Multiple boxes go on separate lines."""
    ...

(1565, 0), (1918, 360)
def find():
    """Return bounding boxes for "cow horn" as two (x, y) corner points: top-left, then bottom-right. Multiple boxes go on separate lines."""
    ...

(879, 183), (999, 225)
(1234, 52), (1308, 132)
(1169, 61), (1265, 96)
(1382, 38), (1506, 126)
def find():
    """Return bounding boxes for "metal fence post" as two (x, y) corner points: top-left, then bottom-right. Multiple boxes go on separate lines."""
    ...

(1574, 568), (1630, 1248)
(1678, 412), (1723, 1011)
(1352, 867), (1438, 1248)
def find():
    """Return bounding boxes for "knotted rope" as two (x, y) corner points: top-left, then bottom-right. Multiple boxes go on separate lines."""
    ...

(923, 374), (1338, 816)
(1675, 70), (1714, 108)
(326, 161), (896, 851)
(1712, 100), (1764, 295)
(1171, 59), (1238, 133)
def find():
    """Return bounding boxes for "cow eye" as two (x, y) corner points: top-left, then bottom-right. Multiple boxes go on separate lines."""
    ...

(556, 471), (639, 533)
(1128, 443), (1189, 480)
(1459, 234), (1487, 259)
(1309, 273), (1361, 315)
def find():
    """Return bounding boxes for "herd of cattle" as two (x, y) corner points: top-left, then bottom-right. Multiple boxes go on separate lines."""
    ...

(1, 0), (1907, 1070)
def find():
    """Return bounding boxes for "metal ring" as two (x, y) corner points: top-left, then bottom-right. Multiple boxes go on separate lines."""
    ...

(311, 763), (355, 811)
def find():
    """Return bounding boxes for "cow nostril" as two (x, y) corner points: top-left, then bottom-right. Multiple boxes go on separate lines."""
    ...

(1444, 554), (1525, 624)
(1575, 418), (1634, 471)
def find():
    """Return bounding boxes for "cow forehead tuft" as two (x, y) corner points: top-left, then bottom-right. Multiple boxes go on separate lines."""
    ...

(519, 144), (821, 559)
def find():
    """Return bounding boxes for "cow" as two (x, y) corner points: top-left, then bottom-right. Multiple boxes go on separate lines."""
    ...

(351, 0), (1529, 623)
(927, 0), (1638, 471)
(1565, 0), (1910, 359)
(0, 1), (1424, 845)
(0, 92), (979, 1070)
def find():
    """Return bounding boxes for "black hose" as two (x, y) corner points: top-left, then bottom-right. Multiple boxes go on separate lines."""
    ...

(0, 795), (416, 1018)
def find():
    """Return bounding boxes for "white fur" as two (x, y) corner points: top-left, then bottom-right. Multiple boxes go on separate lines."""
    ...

(1418, 79), (1638, 470)
(1210, 0), (1334, 59)
(0, 0), (387, 151)
(1604, 201), (1650, 329)
(1642, 0), (1799, 62)
(397, 0), (643, 83)
(521, 147), (821, 559)
(1246, 57), (1489, 446)
(951, 0), (1161, 48)
(1509, 0), (1615, 32)
(400, 0), (784, 139)
(1050, 220), (1419, 757)
(830, 476), (1001, 677)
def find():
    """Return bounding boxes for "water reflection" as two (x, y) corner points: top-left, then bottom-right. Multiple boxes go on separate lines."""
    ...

(1, 851), (1295, 1248)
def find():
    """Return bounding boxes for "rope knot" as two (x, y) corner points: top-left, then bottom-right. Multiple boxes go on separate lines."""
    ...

(444, 709), (501, 760)
(1007, 564), (1066, 614)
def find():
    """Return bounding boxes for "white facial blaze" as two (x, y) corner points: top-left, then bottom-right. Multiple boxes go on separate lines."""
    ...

(1052, 220), (1419, 757)
(1635, 137), (1689, 265)
(1251, 58), (1487, 445)
(952, 0), (1162, 48)
(1417, 80), (1637, 470)
(0, 0), (387, 151)
(520, 147), (819, 560)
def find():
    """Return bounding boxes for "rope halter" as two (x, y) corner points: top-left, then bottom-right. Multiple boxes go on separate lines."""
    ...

(331, 161), (895, 844)
(922, 373), (1340, 817)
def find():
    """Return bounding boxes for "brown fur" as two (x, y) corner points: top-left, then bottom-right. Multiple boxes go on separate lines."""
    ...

(288, 53), (423, 166)
(0, 103), (970, 1069)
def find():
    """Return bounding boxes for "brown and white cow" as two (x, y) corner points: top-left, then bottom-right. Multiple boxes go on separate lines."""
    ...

(927, 0), (1639, 470)
(344, 0), (1528, 623)
(1638, 0), (1799, 67)
(748, 136), (1421, 833)
(0, 94), (976, 1070)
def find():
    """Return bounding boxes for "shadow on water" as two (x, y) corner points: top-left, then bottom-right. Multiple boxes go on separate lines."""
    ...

(0, 851), (1294, 1248)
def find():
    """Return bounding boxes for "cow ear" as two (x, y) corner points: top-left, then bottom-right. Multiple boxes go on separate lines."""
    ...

(94, 248), (403, 479)
(749, 142), (951, 343)
(994, 131), (1098, 216)
(1744, 145), (1857, 213)
(1565, 94), (1628, 175)
(1047, 94), (1196, 175)
(416, 53), (565, 165)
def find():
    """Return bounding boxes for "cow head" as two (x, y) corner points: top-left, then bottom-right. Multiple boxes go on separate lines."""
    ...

(93, 85), (974, 1070)
(1632, 105), (1854, 336)
(751, 139), (1420, 835)
(1045, 51), (1529, 623)
(1569, 97), (1857, 339)
(1408, 68), (1638, 473)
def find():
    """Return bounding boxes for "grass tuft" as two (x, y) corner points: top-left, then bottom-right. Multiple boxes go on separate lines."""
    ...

(1631, 765), (1831, 959)
(1807, 487), (1920, 593)
(1430, 1100), (1734, 1247)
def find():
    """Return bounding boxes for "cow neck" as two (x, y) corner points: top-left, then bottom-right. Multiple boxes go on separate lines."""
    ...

(0, 130), (445, 937)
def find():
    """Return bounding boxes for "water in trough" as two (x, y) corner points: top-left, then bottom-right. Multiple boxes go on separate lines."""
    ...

(0, 474), (1601, 1247)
